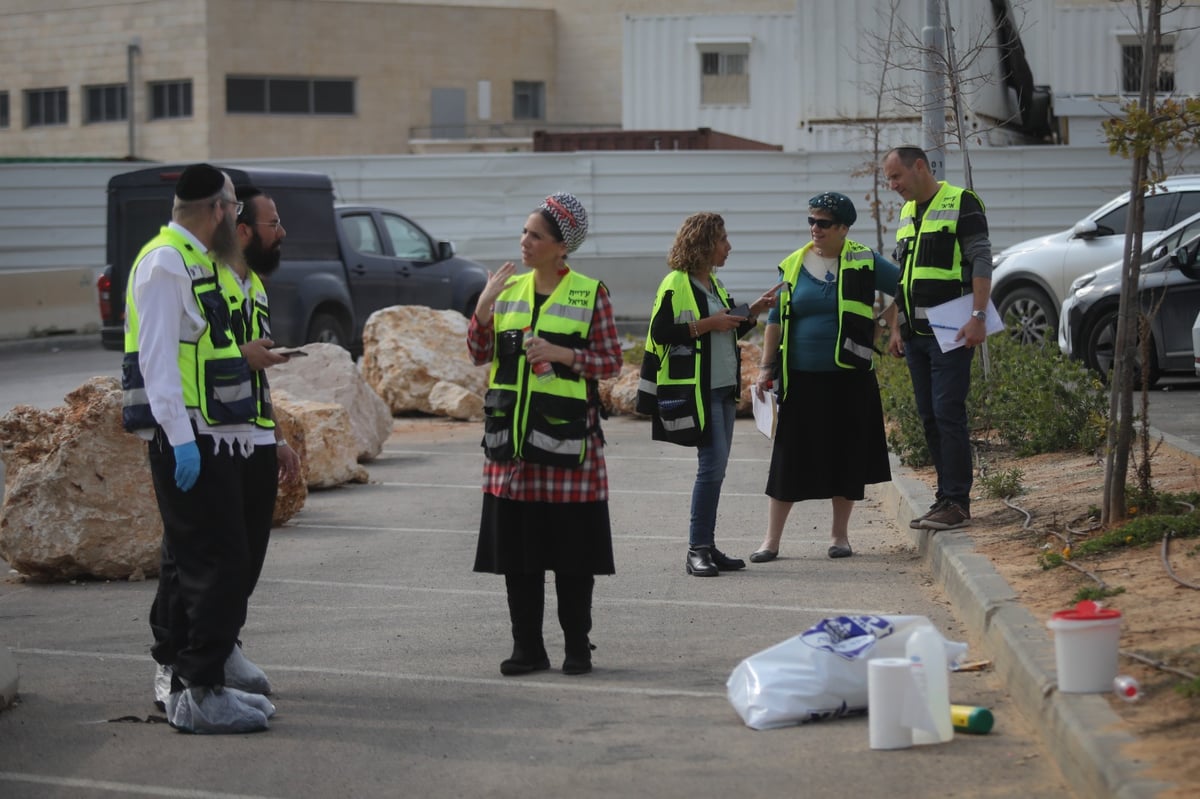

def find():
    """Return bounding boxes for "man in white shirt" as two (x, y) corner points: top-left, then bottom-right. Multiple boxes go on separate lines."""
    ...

(125, 163), (276, 734)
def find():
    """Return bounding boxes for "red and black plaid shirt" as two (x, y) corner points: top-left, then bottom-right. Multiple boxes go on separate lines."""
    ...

(467, 284), (623, 503)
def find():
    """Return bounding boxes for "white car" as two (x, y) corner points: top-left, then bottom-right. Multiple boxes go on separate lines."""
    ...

(992, 174), (1200, 345)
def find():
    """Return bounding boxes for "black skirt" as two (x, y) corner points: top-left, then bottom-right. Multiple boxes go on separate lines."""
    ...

(474, 494), (616, 576)
(764, 369), (892, 502)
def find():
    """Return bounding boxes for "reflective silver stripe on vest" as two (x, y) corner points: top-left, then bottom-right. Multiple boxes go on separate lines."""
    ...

(675, 309), (696, 323)
(638, 377), (657, 396)
(661, 416), (696, 433)
(485, 430), (510, 448)
(912, 306), (930, 320)
(925, 209), (960, 222)
(843, 336), (875, 362)
(845, 249), (873, 265)
(214, 381), (254, 404)
(543, 302), (592, 323)
(123, 387), (149, 408)
(528, 428), (582, 455)
(899, 213), (915, 227)
(494, 299), (530, 315)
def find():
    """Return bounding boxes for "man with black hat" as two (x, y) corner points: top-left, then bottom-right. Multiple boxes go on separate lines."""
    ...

(122, 163), (276, 734)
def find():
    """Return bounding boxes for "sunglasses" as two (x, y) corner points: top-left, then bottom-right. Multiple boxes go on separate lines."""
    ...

(807, 217), (838, 230)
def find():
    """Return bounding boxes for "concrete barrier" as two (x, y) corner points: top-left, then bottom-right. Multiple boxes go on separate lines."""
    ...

(0, 268), (100, 342)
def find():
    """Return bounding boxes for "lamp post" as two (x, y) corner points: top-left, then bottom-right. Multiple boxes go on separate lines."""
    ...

(127, 37), (141, 160)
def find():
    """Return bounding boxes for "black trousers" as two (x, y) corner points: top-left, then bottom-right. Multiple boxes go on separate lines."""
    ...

(148, 431), (251, 687)
(242, 443), (278, 606)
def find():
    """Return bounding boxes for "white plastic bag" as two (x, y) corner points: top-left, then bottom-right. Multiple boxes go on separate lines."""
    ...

(726, 614), (967, 730)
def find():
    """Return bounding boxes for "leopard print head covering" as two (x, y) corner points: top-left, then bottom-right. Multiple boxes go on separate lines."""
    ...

(538, 192), (589, 254)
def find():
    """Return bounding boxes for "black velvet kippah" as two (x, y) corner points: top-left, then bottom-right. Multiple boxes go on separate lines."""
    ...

(175, 163), (225, 201)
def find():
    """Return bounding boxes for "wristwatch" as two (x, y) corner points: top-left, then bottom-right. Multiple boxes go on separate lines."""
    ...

(970, 309), (987, 320)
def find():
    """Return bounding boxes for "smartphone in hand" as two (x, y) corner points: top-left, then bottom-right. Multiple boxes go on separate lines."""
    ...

(729, 303), (752, 318)
(274, 349), (308, 357)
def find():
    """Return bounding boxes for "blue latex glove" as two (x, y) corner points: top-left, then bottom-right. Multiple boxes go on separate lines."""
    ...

(173, 441), (201, 492)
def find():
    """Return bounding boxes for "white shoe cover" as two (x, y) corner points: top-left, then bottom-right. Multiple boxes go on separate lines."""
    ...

(225, 686), (276, 719)
(166, 686), (269, 734)
(225, 644), (271, 695)
(153, 664), (172, 710)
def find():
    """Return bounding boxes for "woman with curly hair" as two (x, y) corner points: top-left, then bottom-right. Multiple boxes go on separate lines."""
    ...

(637, 212), (781, 577)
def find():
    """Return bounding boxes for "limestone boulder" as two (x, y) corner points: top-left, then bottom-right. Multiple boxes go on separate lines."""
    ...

(737, 340), (765, 416)
(271, 404), (309, 526)
(361, 306), (487, 416)
(265, 343), (393, 461)
(274, 395), (369, 488)
(600, 364), (642, 417)
(0, 377), (159, 581)
(428, 381), (484, 421)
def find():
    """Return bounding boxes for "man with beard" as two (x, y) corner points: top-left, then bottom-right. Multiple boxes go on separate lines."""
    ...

(123, 164), (277, 734)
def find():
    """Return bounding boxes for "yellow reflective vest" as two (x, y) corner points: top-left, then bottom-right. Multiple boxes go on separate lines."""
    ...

(636, 269), (732, 446)
(483, 269), (599, 466)
(217, 265), (275, 430)
(122, 227), (257, 433)
(773, 240), (878, 400)
(895, 182), (982, 336)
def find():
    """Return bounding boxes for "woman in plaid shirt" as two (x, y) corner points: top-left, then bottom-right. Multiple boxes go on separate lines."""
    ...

(468, 192), (623, 676)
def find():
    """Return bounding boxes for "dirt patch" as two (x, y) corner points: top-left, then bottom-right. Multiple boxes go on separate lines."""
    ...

(913, 445), (1200, 796)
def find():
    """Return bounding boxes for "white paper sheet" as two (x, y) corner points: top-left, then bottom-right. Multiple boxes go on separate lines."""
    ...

(924, 295), (1005, 353)
(752, 389), (777, 439)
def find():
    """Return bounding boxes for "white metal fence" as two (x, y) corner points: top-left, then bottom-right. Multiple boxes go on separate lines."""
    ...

(2, 146), (1199, 336)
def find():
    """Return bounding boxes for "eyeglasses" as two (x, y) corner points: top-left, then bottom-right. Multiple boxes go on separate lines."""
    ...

(253, 220), (284, 230)
(221, 198), (245, 216)
(807, 217), (838, 230)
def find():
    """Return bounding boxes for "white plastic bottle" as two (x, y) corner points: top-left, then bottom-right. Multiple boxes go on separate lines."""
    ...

(906, 623), (954, 744)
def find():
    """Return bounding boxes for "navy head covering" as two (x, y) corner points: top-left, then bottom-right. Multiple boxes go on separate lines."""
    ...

(175, 163), (225, 201)
(808, 191), (857, 227)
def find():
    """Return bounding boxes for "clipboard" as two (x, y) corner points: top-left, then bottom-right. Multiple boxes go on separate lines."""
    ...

(752, 389), (777, 439)
(924, 295), (1004, 353)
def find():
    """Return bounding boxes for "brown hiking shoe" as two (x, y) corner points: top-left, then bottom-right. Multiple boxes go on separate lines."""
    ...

(909, 499), (947, 529)
(919, 502), (971, 531)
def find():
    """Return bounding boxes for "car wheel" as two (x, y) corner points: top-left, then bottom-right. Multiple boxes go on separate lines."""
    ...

(1083, 307), (1160, 387)
(306, 311), (349, 347)
(998, 286), (1057, 346)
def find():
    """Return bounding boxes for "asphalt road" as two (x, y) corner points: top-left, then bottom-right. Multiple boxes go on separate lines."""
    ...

(0, 336), (1083, 799)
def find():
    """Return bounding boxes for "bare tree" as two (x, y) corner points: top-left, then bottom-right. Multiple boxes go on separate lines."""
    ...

(1100, 0), (1200, 523)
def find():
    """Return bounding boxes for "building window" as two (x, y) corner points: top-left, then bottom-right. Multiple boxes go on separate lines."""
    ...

(25, 88), (68, 127)
(700, 46), (750, 105)
(0, 92), (8, 128)
(512, 81), (544, 120)
(1121, 41), (1175, 93)
(226, 77), (355, 114)
(150, 80), (193, 119)
(85, 84), (128, 124)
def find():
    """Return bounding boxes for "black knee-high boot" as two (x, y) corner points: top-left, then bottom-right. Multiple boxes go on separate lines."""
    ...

(555, 573), (595, 675)
(501, 573), (550, 676)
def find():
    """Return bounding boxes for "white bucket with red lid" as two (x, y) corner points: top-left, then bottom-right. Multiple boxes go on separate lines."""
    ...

(1046, 600), (1123, 693)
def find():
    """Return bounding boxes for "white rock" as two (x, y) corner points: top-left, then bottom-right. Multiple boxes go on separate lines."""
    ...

(265, 343), (392, 461)
(274, 397), (369, 488)
(428, 381), (485, 421)
(360, 306), (487, 416)
(0, 377), (160, 581)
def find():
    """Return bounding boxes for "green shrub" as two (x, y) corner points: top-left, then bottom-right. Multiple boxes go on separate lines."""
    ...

(875, 334), (1108, 465)
(979, 467), (1024, 499)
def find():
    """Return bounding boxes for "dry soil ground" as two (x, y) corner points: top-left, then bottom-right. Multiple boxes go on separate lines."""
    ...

(912, 443), (1200, 797)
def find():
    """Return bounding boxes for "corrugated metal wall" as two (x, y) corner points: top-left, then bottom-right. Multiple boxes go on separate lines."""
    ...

(3, 146), (1200, 311)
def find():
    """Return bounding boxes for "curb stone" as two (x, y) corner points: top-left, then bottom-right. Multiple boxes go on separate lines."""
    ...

(883, 453), (1175, 799)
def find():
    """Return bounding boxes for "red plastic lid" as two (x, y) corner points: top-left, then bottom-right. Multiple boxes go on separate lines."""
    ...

(1051, 600), (1121, 621)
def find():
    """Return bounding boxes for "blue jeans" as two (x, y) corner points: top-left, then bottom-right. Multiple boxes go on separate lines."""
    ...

(904, 335), (974, 509)
(689, 386), (736, 548)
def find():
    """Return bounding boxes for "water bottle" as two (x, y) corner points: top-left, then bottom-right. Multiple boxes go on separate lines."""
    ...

(906, 623), (954, 744)
(1113, 675), (1141, 702)
(523, 327), (555, 382)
